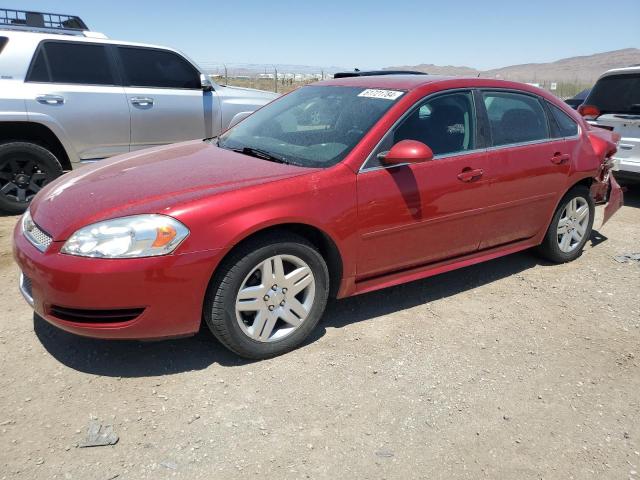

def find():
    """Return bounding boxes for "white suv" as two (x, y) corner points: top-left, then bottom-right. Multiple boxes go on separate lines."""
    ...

(0, 9), (277, 213)
(579, 65), (640, 183)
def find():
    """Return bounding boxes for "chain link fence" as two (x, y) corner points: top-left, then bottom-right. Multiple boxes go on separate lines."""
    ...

(199, 64), (330, 94)
(199, 63), (592, 99)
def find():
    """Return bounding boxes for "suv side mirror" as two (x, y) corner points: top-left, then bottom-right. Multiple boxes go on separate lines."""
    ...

(201, 74), (214, 92)
(377, 140), (434, 166)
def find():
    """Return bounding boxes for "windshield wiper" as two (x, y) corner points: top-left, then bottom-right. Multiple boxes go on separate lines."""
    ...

(233, 147), (294, 165)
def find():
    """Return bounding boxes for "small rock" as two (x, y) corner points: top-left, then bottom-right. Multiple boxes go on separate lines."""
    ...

(78, 420), (119, 448)
(160, 461), (178, 470)
(375, 449), (394, 458)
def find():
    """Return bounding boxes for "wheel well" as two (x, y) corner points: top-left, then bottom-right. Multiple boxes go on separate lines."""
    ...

(574, 177), (593, 190)
(0, 122), (71, 170)
(228, 224), (343, 298)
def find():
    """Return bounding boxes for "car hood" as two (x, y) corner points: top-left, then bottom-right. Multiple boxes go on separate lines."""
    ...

(30, 140), (314, 241)
(217, 84), (280, 99)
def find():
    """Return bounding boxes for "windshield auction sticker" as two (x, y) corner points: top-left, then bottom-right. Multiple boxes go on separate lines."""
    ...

(357, 89), (405, 100)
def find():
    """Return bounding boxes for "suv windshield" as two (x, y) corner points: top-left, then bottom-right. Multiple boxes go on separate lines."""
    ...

(217, 85), (404, 168)
(586, 73), (640, 115)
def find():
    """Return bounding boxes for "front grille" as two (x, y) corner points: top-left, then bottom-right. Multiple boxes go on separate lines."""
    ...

(49, 306), (144, 324)
(24, 222), (52, 252)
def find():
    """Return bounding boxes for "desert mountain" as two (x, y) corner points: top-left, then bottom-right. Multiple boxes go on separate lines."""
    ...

(385, 48), (640, 84)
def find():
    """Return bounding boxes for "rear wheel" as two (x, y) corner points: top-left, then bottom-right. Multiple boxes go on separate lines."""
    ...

(0, 142), (63, 215)
(204, 233), (330, 359)
(538, 185), (594, 263)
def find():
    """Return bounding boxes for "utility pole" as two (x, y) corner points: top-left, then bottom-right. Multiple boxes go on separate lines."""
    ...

(274, 65), (278, 93)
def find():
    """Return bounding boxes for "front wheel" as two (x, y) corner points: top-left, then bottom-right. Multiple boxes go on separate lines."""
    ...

(0, 142), (63, 215)
(204, 233), (330, 359)
(537, 185), (594, 263)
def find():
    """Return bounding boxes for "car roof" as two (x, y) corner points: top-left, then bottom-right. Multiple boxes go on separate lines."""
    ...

(599, 65), (640, 77)
(314, 74), (554, 96)
(0, 28), (174, 51)
(315, 74), (457, 90)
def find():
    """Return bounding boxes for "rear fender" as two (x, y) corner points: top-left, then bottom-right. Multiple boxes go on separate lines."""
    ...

(587, 128), (624, 226)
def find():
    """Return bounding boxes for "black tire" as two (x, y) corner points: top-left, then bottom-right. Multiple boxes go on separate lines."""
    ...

(0, 142), (63, 215)
(537, 185), (594, 263)
(204, 232), (330, 359)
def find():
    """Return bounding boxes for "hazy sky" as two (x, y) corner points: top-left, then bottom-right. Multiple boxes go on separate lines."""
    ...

(17, 0), (640, 69)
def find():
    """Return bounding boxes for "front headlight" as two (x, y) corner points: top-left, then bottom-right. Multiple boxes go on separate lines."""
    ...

(61, 214), (189, 258)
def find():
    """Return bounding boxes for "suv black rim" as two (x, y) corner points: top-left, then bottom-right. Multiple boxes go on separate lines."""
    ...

(0, 156), (50, 203)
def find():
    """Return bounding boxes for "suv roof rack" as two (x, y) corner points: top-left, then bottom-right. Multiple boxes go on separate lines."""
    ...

(0, 8), (106, 38)
(333, 70), (428, 78)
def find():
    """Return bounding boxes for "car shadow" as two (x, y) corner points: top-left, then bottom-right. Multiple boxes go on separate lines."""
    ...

(35, 247), (571, 378)
(621, 182), (640, 208)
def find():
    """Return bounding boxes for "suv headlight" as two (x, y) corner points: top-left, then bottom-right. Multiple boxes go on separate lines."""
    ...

(61, 215), (189, 258)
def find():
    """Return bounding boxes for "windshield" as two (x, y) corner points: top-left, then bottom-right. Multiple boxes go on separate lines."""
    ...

(586, 73), (640, 115)
(217, 85), (404, 168)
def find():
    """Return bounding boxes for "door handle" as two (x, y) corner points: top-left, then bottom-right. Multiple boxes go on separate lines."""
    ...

(130, 97), (154, 106)
(457, 168), (484, 182)
(551, 152), (570, 164)
(36, 95), (64, 105)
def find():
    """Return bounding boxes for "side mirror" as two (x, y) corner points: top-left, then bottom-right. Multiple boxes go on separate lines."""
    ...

(377, 140), (434, 166)
(228, 111), (252, 128)
(201, 74), (214, 92)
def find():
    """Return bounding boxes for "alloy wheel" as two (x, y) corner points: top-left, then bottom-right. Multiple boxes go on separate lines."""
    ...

(0, 156), (50, 204)
(557, 196), (589, 253)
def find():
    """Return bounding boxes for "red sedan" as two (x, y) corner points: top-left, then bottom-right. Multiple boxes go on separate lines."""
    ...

(13, 74), (623, 359)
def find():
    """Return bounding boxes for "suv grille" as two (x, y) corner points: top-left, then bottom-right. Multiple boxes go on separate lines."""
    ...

(24, 221), (52, 252)
(49, 306), (145, 324)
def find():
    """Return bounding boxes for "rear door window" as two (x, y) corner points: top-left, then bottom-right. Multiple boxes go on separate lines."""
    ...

(482, 91), (549, 147)
(547, 102), (579, 138)
(0, 37), (7, 55)
(586, 74), (640, 114)
(26, 41), (115, 85)
(117, 47), (200, 89)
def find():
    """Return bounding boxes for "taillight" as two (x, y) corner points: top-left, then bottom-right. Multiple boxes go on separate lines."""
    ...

(578, 104), (600, 119)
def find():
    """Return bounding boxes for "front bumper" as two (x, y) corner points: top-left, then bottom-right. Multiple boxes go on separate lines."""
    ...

(13, 223), (222, 340)
(612, 156), (640, 177)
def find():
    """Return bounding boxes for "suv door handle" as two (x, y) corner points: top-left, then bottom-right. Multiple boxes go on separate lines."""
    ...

(457, 168), (484, 182)
(131, 97), (154, 106)
(36, 95), (64, 105)
(551, 152), (570, 164)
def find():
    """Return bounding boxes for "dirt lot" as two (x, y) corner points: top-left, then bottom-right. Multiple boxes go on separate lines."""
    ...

(0, 186), (639, 480)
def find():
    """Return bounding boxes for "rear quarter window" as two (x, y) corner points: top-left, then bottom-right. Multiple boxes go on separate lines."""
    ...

(547, 102), (579, 138)
(26, 41), (115, 85)
(0, 36), (7, 54)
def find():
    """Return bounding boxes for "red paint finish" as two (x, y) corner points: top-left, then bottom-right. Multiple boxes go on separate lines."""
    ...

(13, 76), (624, 340)
(382, 140), (434, 165)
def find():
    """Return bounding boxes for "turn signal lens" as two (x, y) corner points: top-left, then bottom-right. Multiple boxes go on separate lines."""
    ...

(152, 225), (178, 248)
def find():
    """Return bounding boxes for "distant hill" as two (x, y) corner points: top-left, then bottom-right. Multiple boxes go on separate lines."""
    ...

(385, 48), (640, 84)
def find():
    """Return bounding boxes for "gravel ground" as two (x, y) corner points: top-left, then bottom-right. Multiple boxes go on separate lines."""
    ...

(0, 186), (639, 480)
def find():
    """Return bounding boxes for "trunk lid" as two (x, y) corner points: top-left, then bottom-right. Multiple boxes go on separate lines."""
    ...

(589, 114), (640, 164)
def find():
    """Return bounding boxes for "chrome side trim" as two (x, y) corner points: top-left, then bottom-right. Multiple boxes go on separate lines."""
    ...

(19, 273), (34, 307)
